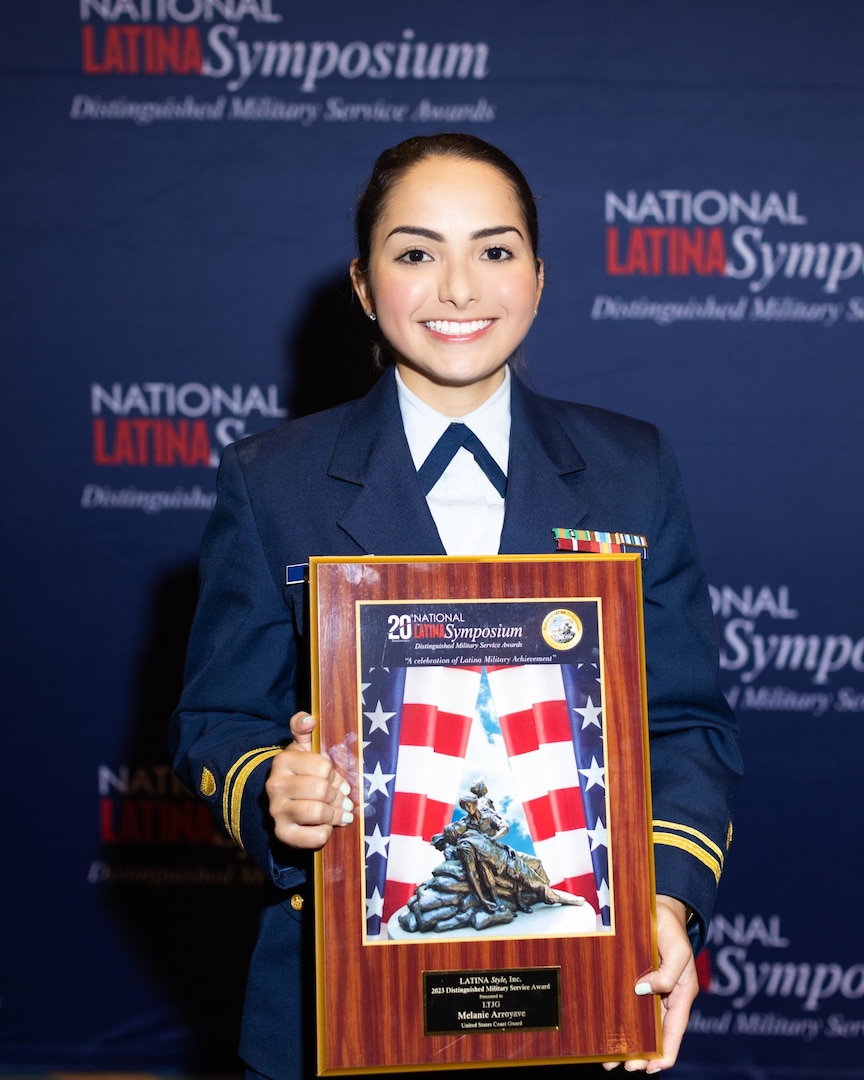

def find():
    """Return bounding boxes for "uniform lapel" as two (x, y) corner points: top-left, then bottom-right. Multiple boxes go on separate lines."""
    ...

(327, 369), (446, 556)
(327, 369), (594, 558)
(499, 377), (591, 554)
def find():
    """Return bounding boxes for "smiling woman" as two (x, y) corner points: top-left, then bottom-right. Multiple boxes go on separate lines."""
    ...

(349, 153), (543, 415)
(170, 132), (742, 1080)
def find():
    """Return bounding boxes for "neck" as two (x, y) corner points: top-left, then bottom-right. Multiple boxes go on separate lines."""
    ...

(394, 363), (507, 418)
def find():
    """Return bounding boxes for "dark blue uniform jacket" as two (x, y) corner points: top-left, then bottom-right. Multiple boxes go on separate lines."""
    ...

(170, 368), (742, 1079)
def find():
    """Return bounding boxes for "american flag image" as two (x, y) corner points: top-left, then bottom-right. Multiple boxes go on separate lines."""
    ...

(360, 647), (610, 940)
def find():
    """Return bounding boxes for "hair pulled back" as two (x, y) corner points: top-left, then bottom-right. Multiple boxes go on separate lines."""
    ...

(354, 132), (540, 272)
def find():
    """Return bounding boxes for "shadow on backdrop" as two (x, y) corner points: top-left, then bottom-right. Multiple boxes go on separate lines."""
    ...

(286, 272), (381, 418)
(98, 274), (381, 1073)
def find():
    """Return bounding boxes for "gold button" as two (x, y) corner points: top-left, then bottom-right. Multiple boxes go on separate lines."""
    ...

(290, 893), (304, 911)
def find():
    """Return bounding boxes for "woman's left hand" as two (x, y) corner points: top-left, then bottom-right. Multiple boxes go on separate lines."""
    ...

(602, 894), (698, 1073)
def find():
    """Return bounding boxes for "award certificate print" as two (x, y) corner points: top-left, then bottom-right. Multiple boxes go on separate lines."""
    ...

(358, 598), (611, 944)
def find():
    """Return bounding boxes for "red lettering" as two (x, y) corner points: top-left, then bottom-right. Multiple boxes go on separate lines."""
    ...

(626, 229), (649, 274)
(93, 419), (113, 464)
(605, 226), (627, 274)
(82, 26), (202, 76)
(113, 420), (139, 464)
(180, 26), (204, 74)
(188, 420), (212, 465)
(82, 26), (105, 74)
(99, 798), (215, 844)
(100, 798), (121, 842)
(93, 419), (212, 466)
(605, 226), (727, 277)
(642, 228), (666, 274)
(678, 228), (703, 275)
(704, 227), (727, 274)
(150, 25), (203, 74)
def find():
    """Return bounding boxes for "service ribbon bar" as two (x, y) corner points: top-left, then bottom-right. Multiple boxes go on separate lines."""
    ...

(552, 528), (649, 559)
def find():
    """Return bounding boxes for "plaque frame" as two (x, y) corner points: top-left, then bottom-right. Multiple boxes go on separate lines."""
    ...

(310, 554), (660, 1074)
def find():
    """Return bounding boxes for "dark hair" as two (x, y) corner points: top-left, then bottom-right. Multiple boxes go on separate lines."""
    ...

(354, 132), (540, 272)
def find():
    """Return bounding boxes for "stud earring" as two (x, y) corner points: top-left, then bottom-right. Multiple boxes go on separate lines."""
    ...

(367, 312), (377, 322)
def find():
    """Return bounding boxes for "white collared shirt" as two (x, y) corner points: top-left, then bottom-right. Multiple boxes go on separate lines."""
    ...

(396, 366), (510, 555)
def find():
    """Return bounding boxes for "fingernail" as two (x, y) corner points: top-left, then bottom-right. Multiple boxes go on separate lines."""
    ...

(341, 810), (354, 825)
(634, 982), (653, 996)
(342, 797), (354, 812)
(340, 781), (351, 796)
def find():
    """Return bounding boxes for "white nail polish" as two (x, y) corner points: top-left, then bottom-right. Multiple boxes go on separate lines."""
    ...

(341, 810), (354, 825)
(634, 982), (653, 996)
(340, 781), (351, 796)
(342, 797), (354, 812)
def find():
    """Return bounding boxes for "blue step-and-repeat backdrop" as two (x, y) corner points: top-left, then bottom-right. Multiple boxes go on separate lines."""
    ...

(2, 2), (862, 1077)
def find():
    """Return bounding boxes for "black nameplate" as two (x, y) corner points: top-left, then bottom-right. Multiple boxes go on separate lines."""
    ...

(423, 967), (561, 1036)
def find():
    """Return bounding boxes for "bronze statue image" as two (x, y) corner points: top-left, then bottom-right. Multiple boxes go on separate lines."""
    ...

(397, 781), (586, 934)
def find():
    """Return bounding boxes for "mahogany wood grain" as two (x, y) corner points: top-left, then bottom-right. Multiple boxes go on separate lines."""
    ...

(311, 555), (659, 1073)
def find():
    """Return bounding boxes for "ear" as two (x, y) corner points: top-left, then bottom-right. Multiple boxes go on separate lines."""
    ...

(350, 258), (374, 318)
(534, 258), (545, 311)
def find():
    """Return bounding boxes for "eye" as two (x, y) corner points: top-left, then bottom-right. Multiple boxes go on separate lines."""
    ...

(481, 246), (513, 262)
(396, 248), (432, 264)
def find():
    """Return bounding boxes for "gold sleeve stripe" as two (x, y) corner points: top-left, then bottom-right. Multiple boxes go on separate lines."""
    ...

(223, 748), (268, 836)
(223, 746), (283, 846)
(653, 833), (722, 885)
(653, 819), (725, 862)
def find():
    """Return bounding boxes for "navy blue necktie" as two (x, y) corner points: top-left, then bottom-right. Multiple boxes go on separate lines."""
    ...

(416, 422), (507, 498)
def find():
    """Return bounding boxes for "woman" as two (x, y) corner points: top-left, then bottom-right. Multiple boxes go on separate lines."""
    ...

(170, 133), (742, 1078)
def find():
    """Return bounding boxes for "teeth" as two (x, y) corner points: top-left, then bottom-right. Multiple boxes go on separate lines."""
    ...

(424, 319), (491, 335)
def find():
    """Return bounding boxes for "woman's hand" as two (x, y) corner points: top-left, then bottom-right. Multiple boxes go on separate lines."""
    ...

(603, 894), (699, 1073)
(265, 712), (354, 850)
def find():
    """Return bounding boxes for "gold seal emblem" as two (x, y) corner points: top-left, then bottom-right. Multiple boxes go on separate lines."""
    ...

(541, 608), (583, 650)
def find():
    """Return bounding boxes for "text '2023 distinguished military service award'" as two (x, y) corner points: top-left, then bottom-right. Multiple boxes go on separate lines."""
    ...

(309, 554), (660, 1073)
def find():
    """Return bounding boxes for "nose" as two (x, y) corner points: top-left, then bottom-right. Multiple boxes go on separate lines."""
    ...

(438, 257), (477, 309)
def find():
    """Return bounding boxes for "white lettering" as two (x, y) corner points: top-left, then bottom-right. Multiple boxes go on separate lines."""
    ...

(712, 948), (864, 1011)
(605, 190), (807, 226)
(200, 27), (490, 94)
(81, 0), (282, 21)
(727, 227), (864, 293)
(90, 382), (286, 418)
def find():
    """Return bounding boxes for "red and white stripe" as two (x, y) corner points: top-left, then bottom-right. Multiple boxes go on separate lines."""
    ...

(382, 665), (480, 921)
(486, 664), (597, 906)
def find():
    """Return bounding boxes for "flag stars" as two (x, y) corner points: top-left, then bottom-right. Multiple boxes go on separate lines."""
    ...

(366, 886), (384, 921)
(587, 816), (608, 851)
(364, 761), (396, 797)
(579, 755), (606, 790)
(365, 824), (390, 859)
(574, 695), (602, 730)
(365, 699), (396, 735)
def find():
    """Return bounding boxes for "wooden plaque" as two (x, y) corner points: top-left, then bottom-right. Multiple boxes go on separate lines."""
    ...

(310, 554), (660, 1074)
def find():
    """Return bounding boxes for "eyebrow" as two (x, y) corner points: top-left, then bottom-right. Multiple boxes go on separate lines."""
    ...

(384, 225), (524, 243)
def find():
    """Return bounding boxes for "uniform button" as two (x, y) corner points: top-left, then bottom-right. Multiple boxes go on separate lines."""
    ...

(290, 893), (304, 911)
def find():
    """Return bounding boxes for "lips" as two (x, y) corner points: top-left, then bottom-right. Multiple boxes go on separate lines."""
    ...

(423, 319), (493, 336)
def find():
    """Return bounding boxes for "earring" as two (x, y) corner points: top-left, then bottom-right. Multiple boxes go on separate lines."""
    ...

(367, 312), (377, 322)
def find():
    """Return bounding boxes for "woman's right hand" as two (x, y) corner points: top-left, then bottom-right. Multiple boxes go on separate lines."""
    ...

(265, 712), (354, 850)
